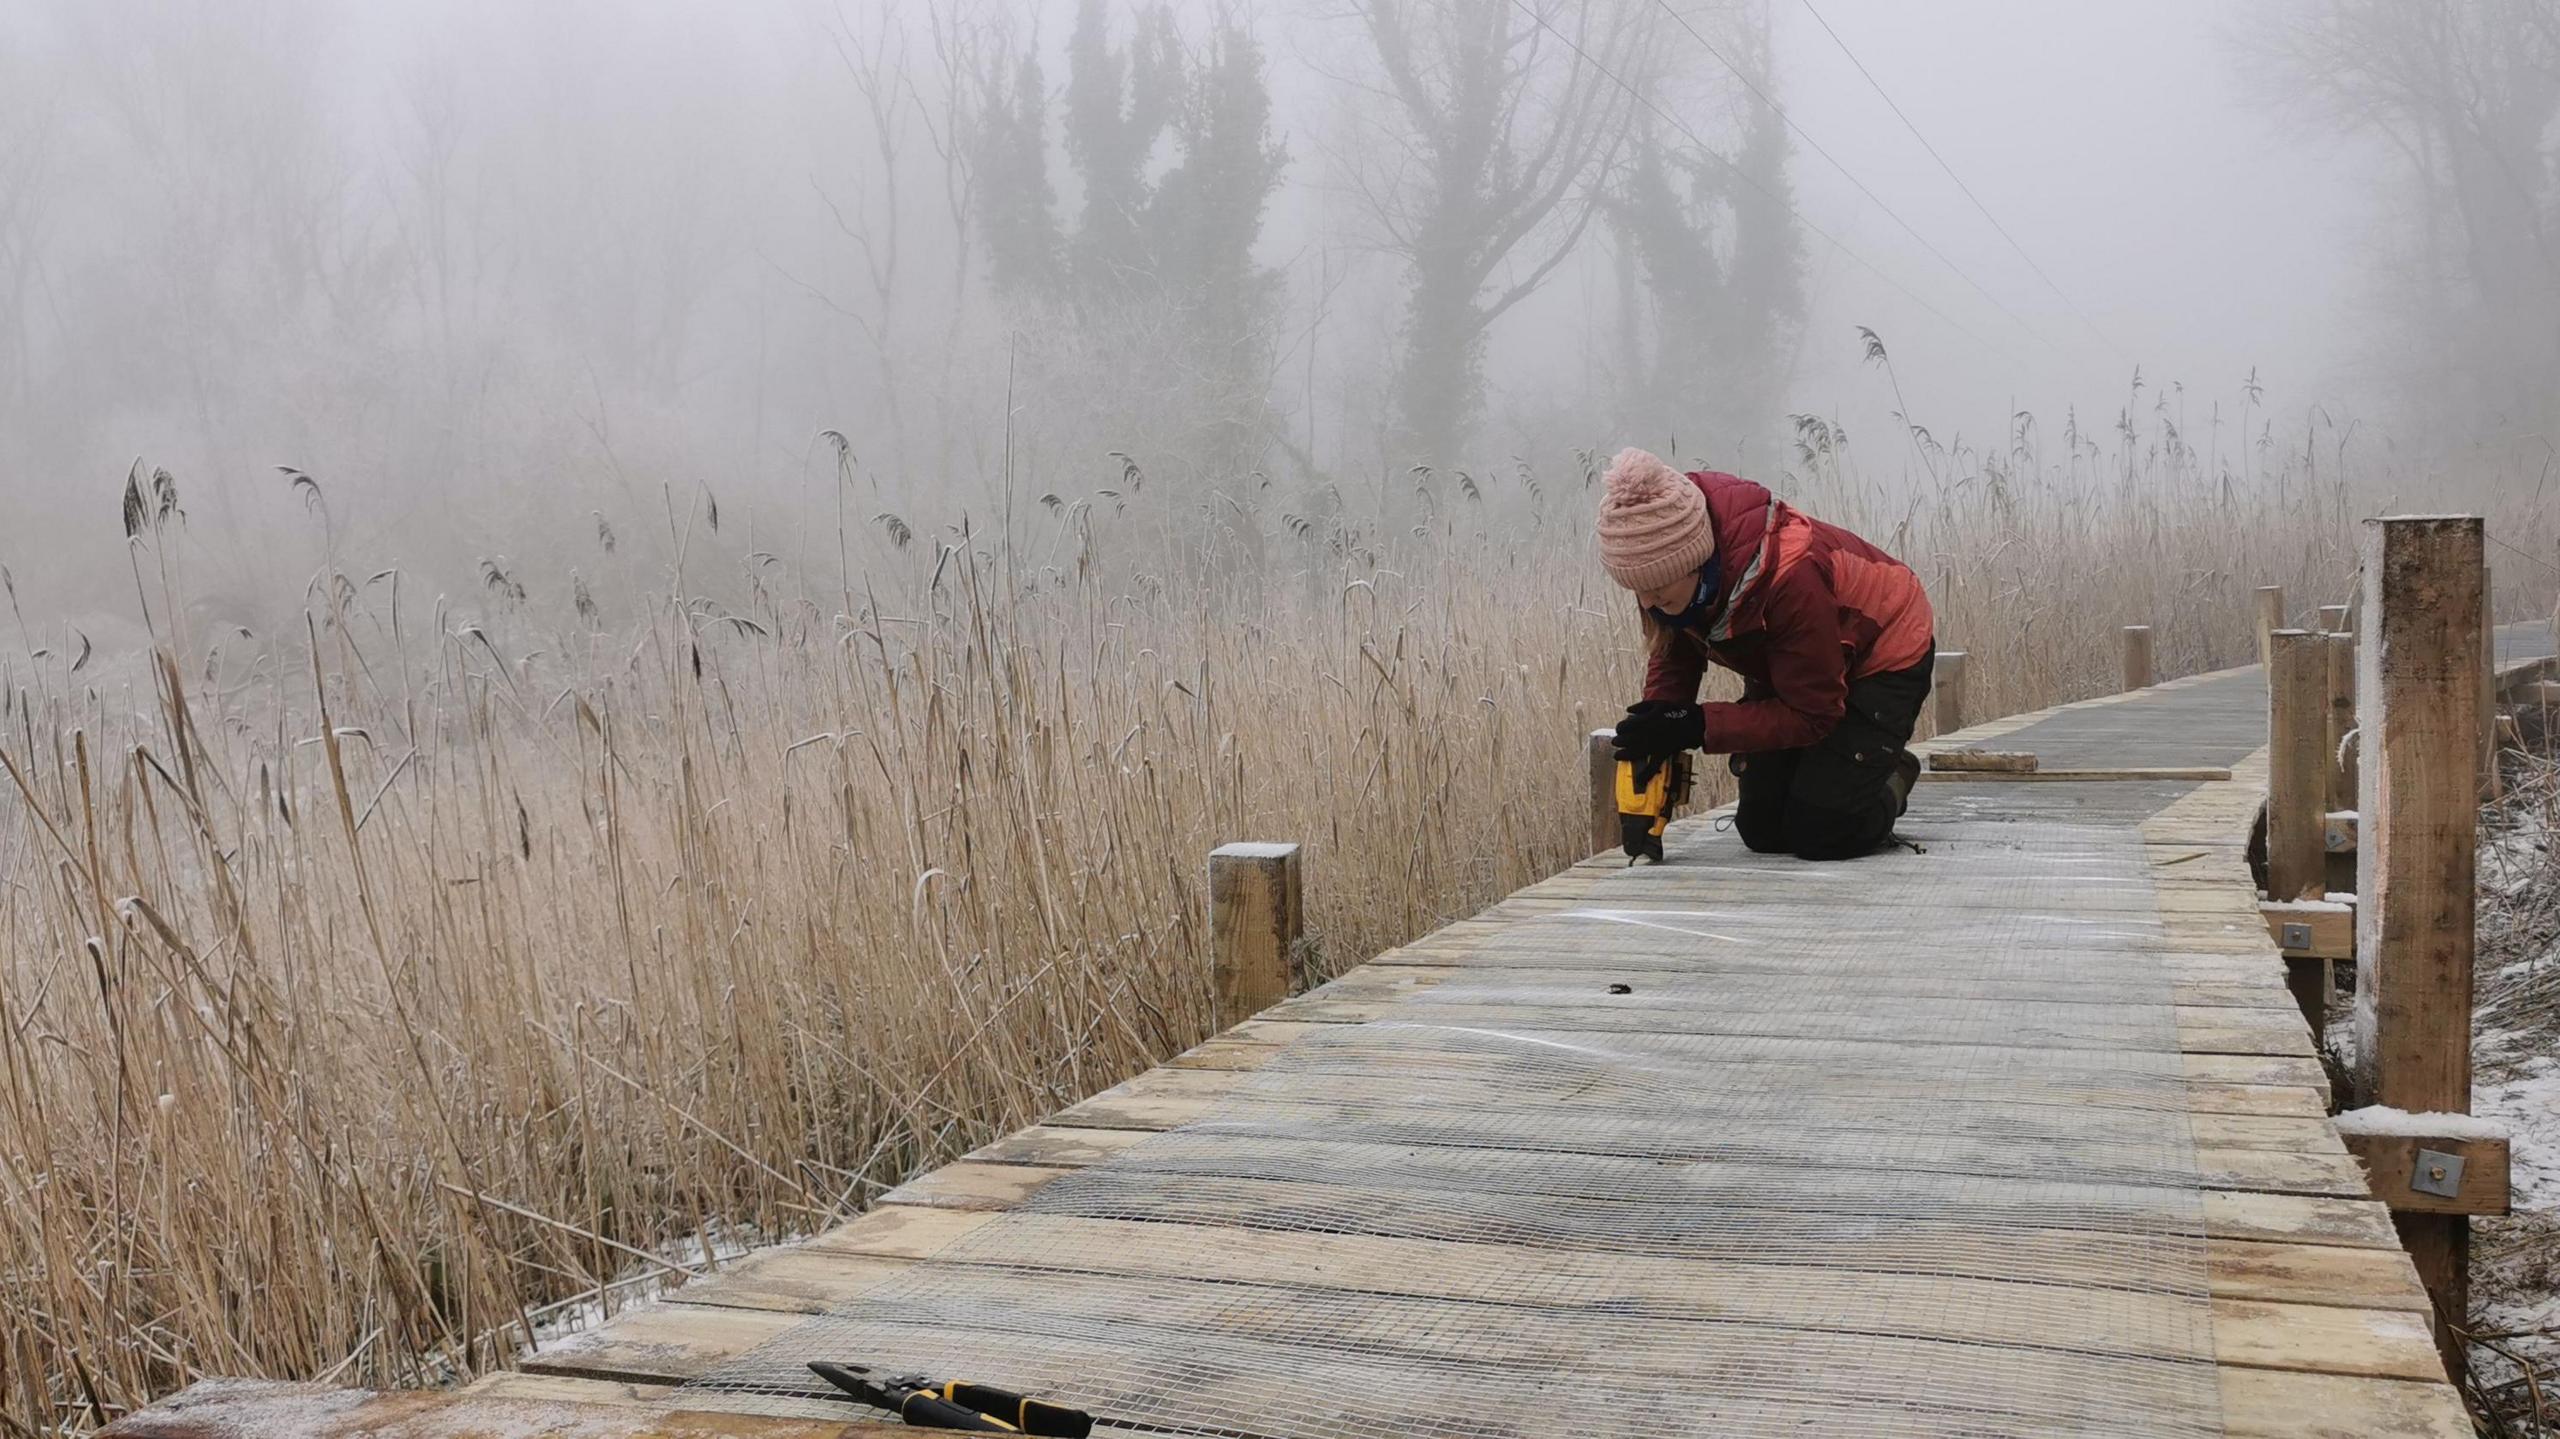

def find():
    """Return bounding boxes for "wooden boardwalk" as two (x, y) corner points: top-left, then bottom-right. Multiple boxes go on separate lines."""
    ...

(111, 643), (2559, 1439)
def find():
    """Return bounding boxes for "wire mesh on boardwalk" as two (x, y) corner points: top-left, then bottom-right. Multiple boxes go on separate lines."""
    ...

(681, 817), (2221, 1437)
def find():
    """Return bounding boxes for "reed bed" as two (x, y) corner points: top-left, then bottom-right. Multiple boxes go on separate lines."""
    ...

(1, 419), (2552, 1433)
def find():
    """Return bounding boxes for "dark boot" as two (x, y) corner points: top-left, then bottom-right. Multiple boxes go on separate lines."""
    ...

(1887, 748), (1921, 818)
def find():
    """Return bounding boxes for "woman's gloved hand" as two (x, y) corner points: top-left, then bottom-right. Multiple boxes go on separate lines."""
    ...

(1612, 700), (1706, 760)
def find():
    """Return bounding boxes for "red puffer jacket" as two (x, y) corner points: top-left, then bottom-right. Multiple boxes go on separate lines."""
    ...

(1640, 470), (1934, 753)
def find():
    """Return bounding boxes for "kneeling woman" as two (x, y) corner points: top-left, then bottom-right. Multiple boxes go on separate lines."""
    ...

(1595, 448), (1934, 861)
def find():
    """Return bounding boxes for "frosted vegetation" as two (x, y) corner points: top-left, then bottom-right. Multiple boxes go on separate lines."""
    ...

(0, 0), (2556, 1432)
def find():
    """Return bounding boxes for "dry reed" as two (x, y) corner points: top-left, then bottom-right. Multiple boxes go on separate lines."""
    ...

(1, 412), (2552, 1434)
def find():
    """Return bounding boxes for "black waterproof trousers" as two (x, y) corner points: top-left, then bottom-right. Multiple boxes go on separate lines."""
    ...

(1730, 649), (1934, 861)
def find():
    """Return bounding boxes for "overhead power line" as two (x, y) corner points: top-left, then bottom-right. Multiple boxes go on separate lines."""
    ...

(1502, 0), (2038, 381)
(1794, 0), (2130, 364)
(1647, 0), (2065, 360)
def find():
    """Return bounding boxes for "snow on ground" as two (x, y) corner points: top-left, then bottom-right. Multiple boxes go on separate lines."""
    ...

(2478, 1062), (2560, 1212)
(2472, 1057), (2559, 1423)
(2470, 766), (2560, 1429)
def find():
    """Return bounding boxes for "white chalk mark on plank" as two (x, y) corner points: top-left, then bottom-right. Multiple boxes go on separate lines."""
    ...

(1557, 909), (1752, 943)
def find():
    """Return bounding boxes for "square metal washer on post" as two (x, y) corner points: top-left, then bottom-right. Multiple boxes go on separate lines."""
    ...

(2411, 1148), (2465, 1199)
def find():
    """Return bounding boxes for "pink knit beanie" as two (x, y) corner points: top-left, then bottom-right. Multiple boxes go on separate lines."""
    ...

(1595, 448), (1714, 591)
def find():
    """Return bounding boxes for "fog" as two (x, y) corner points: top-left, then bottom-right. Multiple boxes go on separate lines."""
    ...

(0, 0), (2533, 643)
(1768, 1), (2375, 419)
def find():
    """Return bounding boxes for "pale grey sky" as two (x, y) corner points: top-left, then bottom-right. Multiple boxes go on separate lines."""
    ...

(1767, 0), (2375, 442)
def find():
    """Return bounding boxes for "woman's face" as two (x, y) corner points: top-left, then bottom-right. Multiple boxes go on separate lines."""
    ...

(1637, 568), (1703, 618)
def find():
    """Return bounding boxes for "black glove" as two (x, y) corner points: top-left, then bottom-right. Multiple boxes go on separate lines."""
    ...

(1612, 700), (1705, 761)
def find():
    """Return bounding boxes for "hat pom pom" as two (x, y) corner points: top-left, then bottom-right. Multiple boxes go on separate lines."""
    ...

(1604, 448), (1681, 497)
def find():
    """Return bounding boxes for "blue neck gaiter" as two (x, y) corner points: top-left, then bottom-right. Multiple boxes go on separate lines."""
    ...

(1645, 551), (1723, 631)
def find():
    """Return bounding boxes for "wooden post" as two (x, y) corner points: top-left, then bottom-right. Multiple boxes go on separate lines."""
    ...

(2121, 625), (2154, 692)
(2319, 603), (2350, 634)
(2323, 630), (2358, 896)
(2323, 632), (2356, 812)
(1210, 842), (1302, 1029)
(2267, 630), (2326, 902)
(1587, 730), (1619, 857)
(2353, 515), (2483, 1376)
(2480, 570), (2499, 801)
(2255, 585), (2285, 668)
(2267, 629), (2328, 1033)
(1933, 650), (1968, 734)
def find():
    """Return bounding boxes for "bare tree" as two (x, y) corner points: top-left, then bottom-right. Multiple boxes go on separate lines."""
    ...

(915, 0), (1000, 475)
(1604, 2), (1801, 463)
(2245, 1), (2560, 441)
(51, 0), (357, 511)
(807, 0), (1018, 480)
(820, 2), (925, 468)
(1335, 0), (1658, 473)
(962, 3), (1291, 483)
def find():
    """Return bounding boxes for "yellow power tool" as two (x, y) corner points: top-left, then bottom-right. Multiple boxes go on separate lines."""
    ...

(1615, 753), (1693, 863)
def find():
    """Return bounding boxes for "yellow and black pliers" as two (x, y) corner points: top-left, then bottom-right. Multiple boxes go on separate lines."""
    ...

(808, 1362), (1093, 1437)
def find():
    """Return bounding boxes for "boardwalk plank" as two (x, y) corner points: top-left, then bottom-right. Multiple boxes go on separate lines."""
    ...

(1258, 998), (2318, 1055)
(663, 1215), (2426, 1322)
(1061, 1066), (2341, 1153)
(2217, 1370), (2473, 1438)
(473, 1367), (2453, 1439)
(680, 1188), (2416, 1310)
(523, 1306), (791, 1384)
(100, 1382), (898, 1439)
(2212, 1299), (2443, 1380)
(891, 1153), (2402, 1253)
(526, 1266), (2440, 1410)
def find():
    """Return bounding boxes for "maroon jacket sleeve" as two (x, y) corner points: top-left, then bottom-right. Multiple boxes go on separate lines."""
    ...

(1641, 631), (1707, 703)
(1698, 562), (1849, 753)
